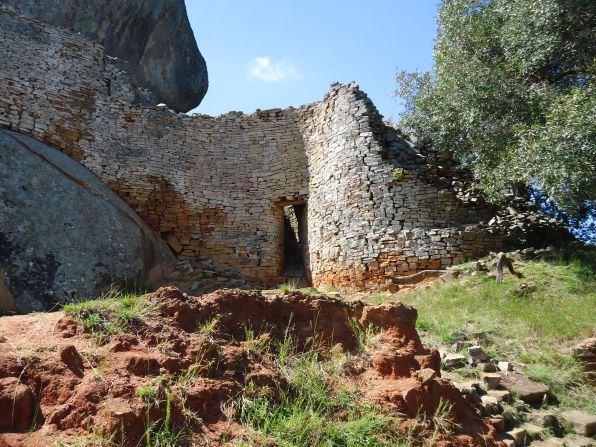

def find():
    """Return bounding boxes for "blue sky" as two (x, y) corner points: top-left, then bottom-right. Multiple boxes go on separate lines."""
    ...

(186, 1), (439, 120)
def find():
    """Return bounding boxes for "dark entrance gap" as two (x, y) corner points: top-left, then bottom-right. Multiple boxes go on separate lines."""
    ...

(282, 203), (310, 286)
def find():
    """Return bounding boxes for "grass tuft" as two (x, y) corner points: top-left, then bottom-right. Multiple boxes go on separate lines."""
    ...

(63, 288), (151, 344)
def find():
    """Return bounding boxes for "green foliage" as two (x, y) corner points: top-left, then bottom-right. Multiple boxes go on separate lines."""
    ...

(392, 168), (406, 181)
(348, 317), (382, 353)
(278, 279), (300, 292)
(236, 346), (411, 446)
(395, 0), (595, 228)
(196, 315), (220, 338)
(63, 288), (151, 344)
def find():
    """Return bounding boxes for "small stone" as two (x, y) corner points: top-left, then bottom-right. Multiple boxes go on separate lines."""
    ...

(482, 373), (501, 390)
(498, 361), (513, 372)
(528, 410), (560, 430)
(450, 332), (467, 342)
(507, 427), (528, 445)
(499, 436), (516, 447)
(469, 345), (489, 361)
(483, 362), (499, 373)
(560, 410), (596, 437)
(59, 344), (84, 376)
(470, 331), (488, 343)
(443, 353), (466, 369)
(481, 395), (501, 415)
(487, 389), (512, 404)
(415, 368), (437, 385)
(499, 372), (549, 405)
(560, 434), (596, 447)
(490, 415), (505, 432)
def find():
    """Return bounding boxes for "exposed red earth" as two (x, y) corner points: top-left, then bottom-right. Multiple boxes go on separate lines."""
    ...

(0, 287), (503, 446)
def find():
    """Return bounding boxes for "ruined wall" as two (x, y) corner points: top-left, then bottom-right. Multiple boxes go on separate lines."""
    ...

(299, 84), (506, 289)
(1, 9), (519, 290)
(0, 9), (308, 284)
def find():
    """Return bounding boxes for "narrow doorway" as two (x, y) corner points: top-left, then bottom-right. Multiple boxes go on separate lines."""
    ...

(282, 203), (310, 286)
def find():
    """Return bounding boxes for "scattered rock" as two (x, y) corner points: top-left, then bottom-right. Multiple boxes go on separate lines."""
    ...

(415, 368), (437, 385)
(498, 361), (513, 372)
(482, 373), (501, 390)
(484, 362), (499, 373)
(469, 345), (489, 361)
(490, 415), (505, 432)
(507, 427), (528, 446)
(560, 410), (596, 437)
(499, 372), (549, 405)
(487, 389), (512, 404)
(515, 283), (536, 296)
(573, 337), (596, 377)
(55, 316), (78, 338)
(481, 395), (502, 415)
(59, 344), (84, 376)
(443, 353), (467, 369)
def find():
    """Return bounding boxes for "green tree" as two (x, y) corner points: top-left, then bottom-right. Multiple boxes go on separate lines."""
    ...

(396, 0), (595, 237)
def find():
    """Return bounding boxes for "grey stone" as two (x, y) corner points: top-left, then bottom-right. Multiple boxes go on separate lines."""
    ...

(484, 362), (499, 373)
(469, 345), (489, 361)
(507, 427), (528, 445)
(560, 411), (596, 437)
(499, 372), (549, 405)
(498, 361), (513, 372)
(0, 0), (207, 112)
(562, 435), (595, 447)
(443, 353), (466, 369)
(487, 389), (512, 404)
(450, 332), (467, 342)
(0, 130), (175, 312)
(483, 373), (501, 390)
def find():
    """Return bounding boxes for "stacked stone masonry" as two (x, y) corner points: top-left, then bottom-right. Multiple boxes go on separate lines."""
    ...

(1, 9), (555, 290)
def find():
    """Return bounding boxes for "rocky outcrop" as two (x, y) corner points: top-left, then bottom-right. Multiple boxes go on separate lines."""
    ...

(0, 129), (175, 313)
(0, 0), (207, 112)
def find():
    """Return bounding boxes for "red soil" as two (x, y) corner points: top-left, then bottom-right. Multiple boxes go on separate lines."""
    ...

(0, 287), (503, 446)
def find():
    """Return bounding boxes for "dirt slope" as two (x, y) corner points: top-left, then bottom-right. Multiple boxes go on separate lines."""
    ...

(0, 287), (503, 446)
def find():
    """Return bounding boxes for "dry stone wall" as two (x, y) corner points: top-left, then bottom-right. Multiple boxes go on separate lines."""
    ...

(1, 9), (543, 290)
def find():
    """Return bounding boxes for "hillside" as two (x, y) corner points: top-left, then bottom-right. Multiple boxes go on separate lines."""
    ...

(0, 247), (593, 447)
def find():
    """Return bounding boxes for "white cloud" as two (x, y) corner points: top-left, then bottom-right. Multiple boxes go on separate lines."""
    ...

(247, 57), (303, 83)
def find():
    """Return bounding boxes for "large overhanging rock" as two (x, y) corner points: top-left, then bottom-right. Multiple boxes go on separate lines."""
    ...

(0, 0), (207, 112)
(0, 130), (175, 313)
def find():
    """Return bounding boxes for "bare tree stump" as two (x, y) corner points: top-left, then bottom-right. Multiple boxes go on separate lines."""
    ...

(496, 253), (522, 284)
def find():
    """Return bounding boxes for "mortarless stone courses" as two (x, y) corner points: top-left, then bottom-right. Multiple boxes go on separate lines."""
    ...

(0, 8), (568, 291)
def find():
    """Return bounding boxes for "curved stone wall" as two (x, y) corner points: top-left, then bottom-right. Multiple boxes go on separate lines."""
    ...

(2, 9), (549, 291)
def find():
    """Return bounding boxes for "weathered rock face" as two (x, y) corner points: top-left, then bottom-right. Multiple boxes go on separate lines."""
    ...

(0, 129), (175, 313)
(0, 0), (207, 112)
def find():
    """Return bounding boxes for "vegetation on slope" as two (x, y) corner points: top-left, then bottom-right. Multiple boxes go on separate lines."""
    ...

(367, 249), (596, 413)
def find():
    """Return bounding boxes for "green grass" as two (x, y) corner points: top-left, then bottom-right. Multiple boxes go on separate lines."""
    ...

(278, 280), (300, 293)
(63, 288), (152, 344)
(236, 344), (412, 447)
(366, 254), (596, 413)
